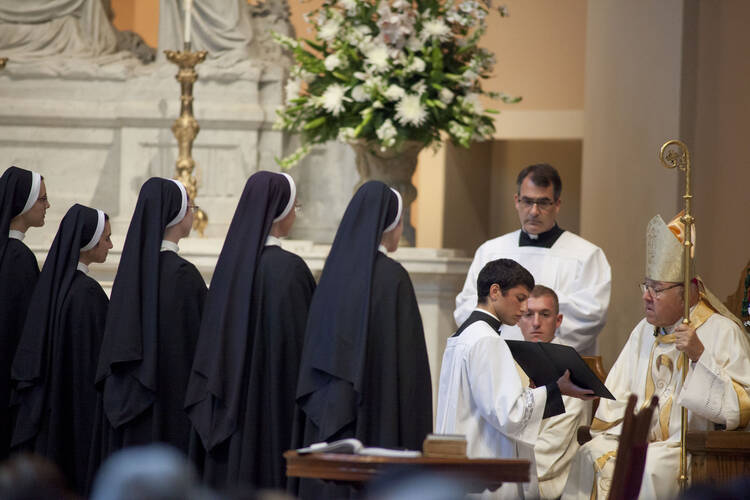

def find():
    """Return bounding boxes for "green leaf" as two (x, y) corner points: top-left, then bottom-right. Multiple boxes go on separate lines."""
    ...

(303, 117), (327, 130)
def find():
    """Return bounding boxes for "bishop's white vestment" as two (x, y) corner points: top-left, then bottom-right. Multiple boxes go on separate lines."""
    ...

(454, 229), (611, 355)
(561, 300), (750, 500)
(436, 309), (564, 499)
(535, 392), (592, 498)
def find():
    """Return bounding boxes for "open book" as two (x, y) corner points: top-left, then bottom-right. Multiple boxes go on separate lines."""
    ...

(297, 438), (422, 458)
(505, 340), (615, 399)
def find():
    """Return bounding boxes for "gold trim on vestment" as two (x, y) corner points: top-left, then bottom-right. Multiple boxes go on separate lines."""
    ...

(660, 397), (673, 439)
(591, 451), (617, 500)
(646, 299), (715, 405)
(731, 380), (750, 428)
(591, 416), (622, 432)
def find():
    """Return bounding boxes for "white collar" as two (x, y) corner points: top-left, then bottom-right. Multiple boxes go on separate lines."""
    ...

(660, 303), (699, 335)
(77, 262), (90, 275)
(265, 235), (282, 247)
(160, 240), (179, 253)
(8, 230), (25, 241)
(378, 244), (388, 254)
(473, 307), (500, 322)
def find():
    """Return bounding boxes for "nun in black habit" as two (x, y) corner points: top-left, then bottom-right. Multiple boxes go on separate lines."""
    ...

(93, 178), (207, 459)
(186, 171), (315, 490)
(294, 181), (433, 499)
(11, 204), (111, 493)
(0, 166), (49, 460)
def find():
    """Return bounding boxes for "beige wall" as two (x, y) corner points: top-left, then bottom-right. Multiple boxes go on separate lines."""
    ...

(582, 0), (750, 368)
(581, 0), (687, 369)
(111, 0), (159, 48)
(691, 0), (750, 302)
(484, 0), (586, 111)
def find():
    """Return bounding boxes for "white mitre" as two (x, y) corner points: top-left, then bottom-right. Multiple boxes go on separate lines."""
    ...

(647, 211), (744, 330)
(645, 212), (690, 282)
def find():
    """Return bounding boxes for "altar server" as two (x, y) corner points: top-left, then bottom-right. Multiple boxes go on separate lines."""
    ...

(94, 178), (207, 457)
(186, 171), (315, 490)
(0, 166), (48, 459)
(437, 259), (594, 499)
(11, 204), (111, 492)
(295, 181), (432, 498)
(562, 213), (750, 500)
(517, 285), (592, 499)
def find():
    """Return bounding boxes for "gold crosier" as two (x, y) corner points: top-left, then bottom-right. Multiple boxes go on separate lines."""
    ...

(164, 43), (208, 236)
(658, 139), (694, 492)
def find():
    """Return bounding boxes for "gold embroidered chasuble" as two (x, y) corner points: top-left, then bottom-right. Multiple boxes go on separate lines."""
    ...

(561, 298), (750, 500)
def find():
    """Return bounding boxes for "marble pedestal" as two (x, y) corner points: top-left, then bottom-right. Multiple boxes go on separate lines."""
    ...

(29, 238), (470, 414)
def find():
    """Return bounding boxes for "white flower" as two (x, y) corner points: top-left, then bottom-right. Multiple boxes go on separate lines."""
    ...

(294, 68), (316, 83)
(353, 71), (368, 81)
(365, 44), (390, 72)
(406, 36), (423, 52)
(319, 19), (341, 41)
(324, 54), (343, 71)
(411, 80), (427, 95)
(373, 100), (384, 109)
(395, 94), (428, 126)
(355, 25), (372, 36)
(320, 84), (349, 116)
(421, 19), (451, 41)
(351, 85), (369, 102)
(376, 119), (397, 148)
(439, 88), (454, 104)
(464, 93), (484, 113)
(285, 78), (303, 104)
(364, 75), (386, 94)
(392, 0), (410, 10)
(462, 69), (478, 86)
(384, 84), (406, 101)
(408, 57), (426, 73)
(338, 0), (357, 12)
(338, 127), (357, 141)
(449, 120), (471, 141)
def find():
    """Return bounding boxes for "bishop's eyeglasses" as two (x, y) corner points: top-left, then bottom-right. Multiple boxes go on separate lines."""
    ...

(639, 282), (683, 298)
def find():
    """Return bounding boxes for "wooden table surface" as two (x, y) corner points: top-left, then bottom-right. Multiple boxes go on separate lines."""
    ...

(284, 450), (530, 490)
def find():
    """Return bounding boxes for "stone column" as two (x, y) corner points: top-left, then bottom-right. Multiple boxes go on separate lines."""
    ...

(580, 0), (691, 367)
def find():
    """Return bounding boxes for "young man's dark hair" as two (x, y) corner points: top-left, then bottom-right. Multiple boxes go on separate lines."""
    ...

(477, 258), (534, 303)
(530, 284), (560, 314)
(516, 163), (562, 201)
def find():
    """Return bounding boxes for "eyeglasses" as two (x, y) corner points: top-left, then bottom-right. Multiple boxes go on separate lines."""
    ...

(639, 282), (683, 298)
(518, 196), (557, 211)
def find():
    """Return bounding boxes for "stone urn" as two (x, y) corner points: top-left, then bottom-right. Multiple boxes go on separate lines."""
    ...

(350, 140), (423, 246)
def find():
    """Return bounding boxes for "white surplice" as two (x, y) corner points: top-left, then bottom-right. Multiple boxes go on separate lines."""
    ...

(436, 309), (550, 499)
(454, 230), (611, 355)
(562, 299), (750, 500)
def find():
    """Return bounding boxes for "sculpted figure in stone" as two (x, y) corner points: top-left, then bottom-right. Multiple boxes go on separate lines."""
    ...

(0, 0), (147, 78)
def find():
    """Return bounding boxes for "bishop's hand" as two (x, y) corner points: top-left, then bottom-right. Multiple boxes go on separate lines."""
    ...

(557, 369), (597, 400)
(674, 323), (704, 362)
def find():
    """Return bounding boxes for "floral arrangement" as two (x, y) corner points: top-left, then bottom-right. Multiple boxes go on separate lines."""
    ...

(273, 0), (519, 167)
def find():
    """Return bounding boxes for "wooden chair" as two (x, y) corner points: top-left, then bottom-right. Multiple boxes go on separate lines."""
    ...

(582, 355), (607, 415)
(608, 394), (658, 500)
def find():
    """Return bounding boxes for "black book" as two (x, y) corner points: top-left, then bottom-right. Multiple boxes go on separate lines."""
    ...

(505, 340), (615, 400)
